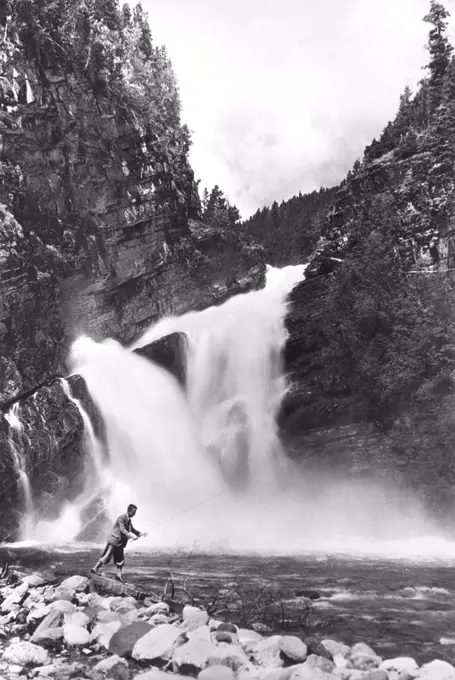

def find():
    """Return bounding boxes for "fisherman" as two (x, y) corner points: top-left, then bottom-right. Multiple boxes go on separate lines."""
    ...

(91, 504), (147, 582)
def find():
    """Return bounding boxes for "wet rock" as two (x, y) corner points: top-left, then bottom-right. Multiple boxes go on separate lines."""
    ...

(279, 636), (307, 665)
(109, 621), (153, 658)
(97, 610), (123, 624)
(304, 637), (333, 660)
(63, 623), (91, 646)
(48, 600), (76, 614)
(63, 610), (89, 627)
(206, 643), (250, 672)
(91, 620), (123, 649)
(218, 622), (238, 634)
(289, 667), (335, 680)
(181, 605), (209, 631)
(252, 622), (273, 634)
(1, 582), (28, 612)
(133, 670), (189, 680)
(22, 573), (52, 588)
(60, 575), (89, 593)
(348, 643), (382, 671)
(149, 613), (169, 626)
(253, 635), (285, 667)
(198, 666), (236, 680)
(238, 628), (263, 645)
(364, 672), (388, 680)
(321, 639), (350, 658)
(3, 640), (49, 666)
(303, 654), (335, 673)
(419, 659), (455, 680)
(379, 658), (419, 674)
(172, 637), (217, 675)
(188, 625), (211, 641)
(31, 610), (63, 643)
(94, 654), (129, 674)
(132, 623), (183, 663)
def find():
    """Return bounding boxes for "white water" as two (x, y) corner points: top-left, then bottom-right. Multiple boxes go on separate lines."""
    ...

(34, 263), (454, 557)
(5, 403), (35, 540)
(31, 380), (106, 543)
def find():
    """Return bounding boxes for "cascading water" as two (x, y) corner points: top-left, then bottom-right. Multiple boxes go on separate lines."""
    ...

(5, 403), (35, 540)
(42, 263), (446, 555)
(32, 380), (106, 543)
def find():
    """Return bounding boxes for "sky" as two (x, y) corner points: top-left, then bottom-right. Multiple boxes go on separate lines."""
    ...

(136, 0), (455, 218)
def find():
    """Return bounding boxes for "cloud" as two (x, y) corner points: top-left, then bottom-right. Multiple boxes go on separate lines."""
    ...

(138, 0), (455, 217)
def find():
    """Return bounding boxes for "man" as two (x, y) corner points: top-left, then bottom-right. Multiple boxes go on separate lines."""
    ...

(92, 504), (147, 582)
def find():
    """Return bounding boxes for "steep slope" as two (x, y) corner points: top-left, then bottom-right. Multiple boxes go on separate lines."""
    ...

(282, 1), (455, 515)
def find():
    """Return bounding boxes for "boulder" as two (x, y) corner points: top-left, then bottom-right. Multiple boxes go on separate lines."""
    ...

(419, 660), (455, 680)
(94, 655), (129, 674)
(280, 636), (307, 665)
(188, 625), (211, 641)
(3, 641), (49, 666)
(31, 627), (64, 648)
(97, 610), (123, 624)
(206, 643), (250, 672)
(31, 610), (63, 643)
(63, 623), (91, 646)
(1, 582), (28, 612)
(212, 630), (235, 644)
(63, 610), (90, 628)
(59, 575), (89, 593)
(217, 622), (238, 634)
(303, 654), (335, 673)
(48, 600), (76, 614)
(238, 628), (263, 645)
(132, 623), (183, 663)
(289, 667), (334, 680)
(348, 643), (382, 671)
(379, 658), (419, 675)
(150, 613), (169, 626)
(172, 638), (217, 675)
(109, 622), (154, 658)
(253, 635), (284, 667)
(182, 605), (209, 631)
(310, 638), (337, 660)
(198, 667), (236, 680)
(91, 620), (123, 649)
(319, 639), (350, 657)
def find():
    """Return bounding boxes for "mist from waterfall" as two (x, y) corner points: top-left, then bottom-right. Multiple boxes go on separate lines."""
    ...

(21, 262), (448, 557)
(50, 262), (444, 557)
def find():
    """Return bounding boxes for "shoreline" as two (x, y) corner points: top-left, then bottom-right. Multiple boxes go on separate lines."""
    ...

(0, 564), (453, 680)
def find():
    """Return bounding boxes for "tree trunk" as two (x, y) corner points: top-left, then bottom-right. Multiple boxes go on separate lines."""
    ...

(89, 573), (160, 602)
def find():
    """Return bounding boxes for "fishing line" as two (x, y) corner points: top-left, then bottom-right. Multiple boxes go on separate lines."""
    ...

(153, 490), (226, 529)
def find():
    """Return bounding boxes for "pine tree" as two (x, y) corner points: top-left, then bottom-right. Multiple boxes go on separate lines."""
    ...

(424, 1), (453, 111)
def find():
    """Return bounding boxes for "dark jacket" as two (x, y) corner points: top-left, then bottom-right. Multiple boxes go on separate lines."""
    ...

(108, 513), (140, 547)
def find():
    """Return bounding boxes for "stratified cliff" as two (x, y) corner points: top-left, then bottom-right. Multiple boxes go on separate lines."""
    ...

(0, 1), (264, 407)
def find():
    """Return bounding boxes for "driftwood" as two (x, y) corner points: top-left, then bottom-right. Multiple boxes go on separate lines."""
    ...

(89, 573), (160, 602)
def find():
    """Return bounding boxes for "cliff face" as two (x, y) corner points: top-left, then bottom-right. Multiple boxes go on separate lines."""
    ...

(0, 8), (264, 406)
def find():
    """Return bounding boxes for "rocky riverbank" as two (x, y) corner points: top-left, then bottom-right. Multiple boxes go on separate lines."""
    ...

(0, 566), (452, 680)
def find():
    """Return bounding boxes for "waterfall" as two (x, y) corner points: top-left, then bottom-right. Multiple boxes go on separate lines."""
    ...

(5, 403), (35, 540)
(30, 262), (438, 554)
(31, 380), (106, 543)
(58, 264), (307, 548)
